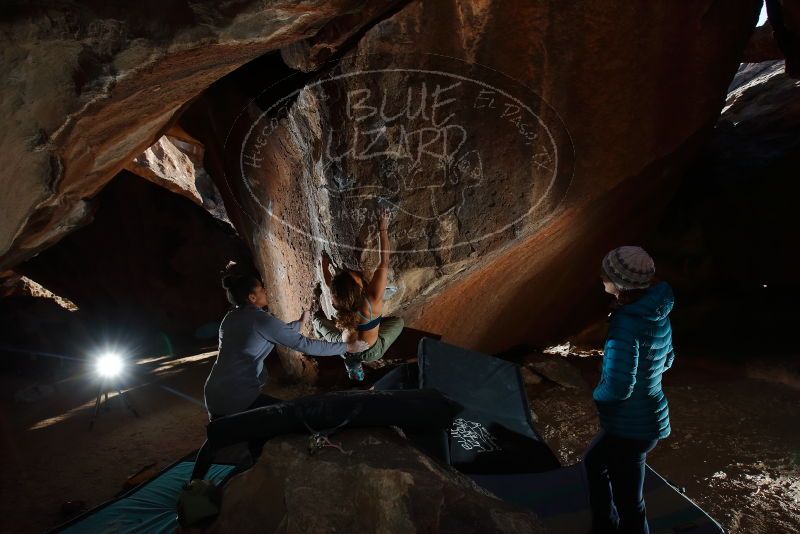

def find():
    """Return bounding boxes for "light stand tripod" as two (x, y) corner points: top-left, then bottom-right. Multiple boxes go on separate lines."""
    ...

(88, 378), (139, 430)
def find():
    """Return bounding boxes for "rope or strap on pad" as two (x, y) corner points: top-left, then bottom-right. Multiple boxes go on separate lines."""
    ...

(307, 433), (353, 456)
(303, 407), (360, 456)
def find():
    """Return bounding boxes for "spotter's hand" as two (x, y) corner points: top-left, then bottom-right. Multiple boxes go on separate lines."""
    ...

(298, 310), (310, 324)
(346, 339), (369, 354)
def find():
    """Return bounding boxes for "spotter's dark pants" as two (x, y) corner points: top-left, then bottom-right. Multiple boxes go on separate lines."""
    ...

(203, 394), (283, 470)
(244, 394), (282, 459)
(583, 430), (658, 534)
(247, 394), (282, 411)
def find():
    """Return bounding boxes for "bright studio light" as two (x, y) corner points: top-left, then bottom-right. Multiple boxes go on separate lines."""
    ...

(95, 353), (124, 378)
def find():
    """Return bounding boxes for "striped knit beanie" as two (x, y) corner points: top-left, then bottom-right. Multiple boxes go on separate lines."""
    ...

(602, 246), (655, 290)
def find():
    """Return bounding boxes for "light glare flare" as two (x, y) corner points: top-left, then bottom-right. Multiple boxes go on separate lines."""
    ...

(96, 353), (124, 378)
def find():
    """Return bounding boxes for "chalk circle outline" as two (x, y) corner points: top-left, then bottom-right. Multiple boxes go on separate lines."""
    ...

(229, 53), (574, 254)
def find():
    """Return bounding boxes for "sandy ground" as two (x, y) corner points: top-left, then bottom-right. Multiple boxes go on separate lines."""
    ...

(529, 354), (800, 534)
(0, 353), (217, 533)
(0, 350), (798, 533)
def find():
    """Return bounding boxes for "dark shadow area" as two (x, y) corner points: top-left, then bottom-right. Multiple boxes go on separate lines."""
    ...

(4, 171), (250, 376)
(644, 75), (800, 362)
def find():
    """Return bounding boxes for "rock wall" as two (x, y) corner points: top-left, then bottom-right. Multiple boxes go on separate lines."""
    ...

(1, 1), (768, 378)
(124, 130), (231, 225)
(211, 0), (762, 366)
(0, 0), (396, 270)
(743, 0), (800, 75)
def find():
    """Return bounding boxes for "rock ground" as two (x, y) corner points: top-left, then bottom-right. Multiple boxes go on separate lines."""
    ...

(0, 349), (797, 533)
(530, 354), (800, 534)
(212, 428), (546, 533)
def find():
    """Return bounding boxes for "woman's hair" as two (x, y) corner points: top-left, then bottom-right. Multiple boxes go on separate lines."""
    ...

(615, 287), (650, 306)
(601, 271), (652, 308)
(220, 261), (262, 307)
(330, 271), (365, 330)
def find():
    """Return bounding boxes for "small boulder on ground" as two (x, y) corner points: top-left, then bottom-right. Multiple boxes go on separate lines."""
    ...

(528, 359), (588, 391)
(521, 366), (544, 386)
(209, 428), (547, 533)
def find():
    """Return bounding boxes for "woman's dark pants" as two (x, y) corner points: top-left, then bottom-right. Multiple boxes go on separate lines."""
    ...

(202, 395), (283, 471)
(583, 430), (658, 534)
(244, 395), (282, 460)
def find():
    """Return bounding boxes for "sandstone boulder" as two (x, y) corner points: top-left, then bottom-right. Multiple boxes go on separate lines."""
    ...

(125, 132), (231, 225)
(126, 136), (202, 203)
(1, 1), (768, 380)
(528, 359), (587, 392)
(202, 0), (762, 372)
(0, 0), (396, 270)
(210, 428), (547, 534)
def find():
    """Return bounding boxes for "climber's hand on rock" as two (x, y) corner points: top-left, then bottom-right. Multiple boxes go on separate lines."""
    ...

(342, 329), (367, 352)
(379, 206), (390, 231)
(298, 309), (309, 325)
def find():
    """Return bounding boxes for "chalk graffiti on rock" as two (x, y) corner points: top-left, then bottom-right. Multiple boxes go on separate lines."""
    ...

(321, 81), (481, 223)
(237, 63), (573, 253)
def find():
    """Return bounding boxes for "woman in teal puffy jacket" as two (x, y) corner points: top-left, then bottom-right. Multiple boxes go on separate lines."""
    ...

(584, 246), (675, 534)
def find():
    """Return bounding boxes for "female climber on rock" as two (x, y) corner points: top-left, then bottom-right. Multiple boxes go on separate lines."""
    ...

(583, 246), (676, 534)
(312, 207), (405, 381)
(203, 262), (367, 420)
